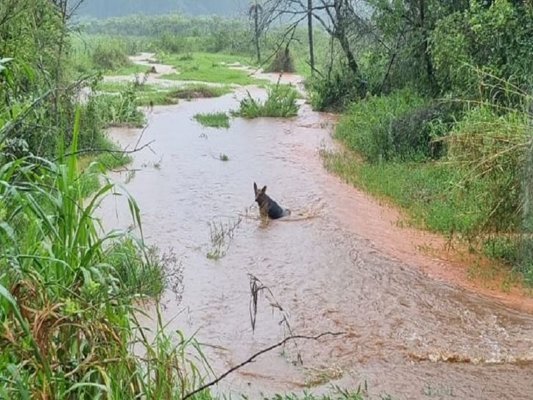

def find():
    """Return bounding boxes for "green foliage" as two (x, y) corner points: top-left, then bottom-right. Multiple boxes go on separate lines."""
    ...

(88, 84), (145, 128)
(91, 42), (133, 70)
(389, 101), (465, 161)
(193, 112), (230, 129)
(158, 52), (263, 85)
(80, 14), (253, 56)
(231, 83), (300, 118)
(322, 149), (485, 238)
(430, 0), (533, 104)
(334, 89), (426, 163)
(0, 110), (211, 399)
(444, 103), (530, 235)
(307, 67), (368, 112)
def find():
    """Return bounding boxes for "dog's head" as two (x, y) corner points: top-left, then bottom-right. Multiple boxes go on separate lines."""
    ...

(253, 182), (268, 206)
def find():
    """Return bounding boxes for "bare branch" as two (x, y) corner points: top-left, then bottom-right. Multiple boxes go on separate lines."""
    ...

(181, 331), (346, 400)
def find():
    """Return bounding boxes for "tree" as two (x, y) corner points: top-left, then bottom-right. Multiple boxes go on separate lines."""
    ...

(307, 0), (315, 73)
(249, 1), (264, 63)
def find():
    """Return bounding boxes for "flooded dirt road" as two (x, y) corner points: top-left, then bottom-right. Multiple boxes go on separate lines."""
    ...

(97, 68), (533, 399)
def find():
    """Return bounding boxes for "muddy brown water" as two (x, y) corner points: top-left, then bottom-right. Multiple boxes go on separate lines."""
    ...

(96, 77), (533, 399)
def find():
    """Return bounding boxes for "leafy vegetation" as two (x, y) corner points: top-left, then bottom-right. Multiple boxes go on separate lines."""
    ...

(232, 83), (300, 118)
(305, 0), (533, 280)
(194, 112), (231, 129)
(0, 105), (209, 397)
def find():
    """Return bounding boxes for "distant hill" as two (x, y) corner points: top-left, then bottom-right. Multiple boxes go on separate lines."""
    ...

(76, 0), (247, 18)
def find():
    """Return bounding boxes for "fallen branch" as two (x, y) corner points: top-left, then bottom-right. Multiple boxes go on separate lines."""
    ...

(181, 331), (346, 400)
(53, 140), (155, 162)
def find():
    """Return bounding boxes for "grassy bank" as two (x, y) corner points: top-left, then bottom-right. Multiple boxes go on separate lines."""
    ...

(323, 86), (533, 285)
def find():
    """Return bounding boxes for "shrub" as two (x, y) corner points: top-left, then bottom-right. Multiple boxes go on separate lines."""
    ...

(307, 66), (367, 112)
(265, 48), (295, 73)
(389, 101), (465, 161)
(91, 42), (132, 71)
(0, 110), (209, 398)
(335, 89), (425, 163)
(444, 104), (530, 235)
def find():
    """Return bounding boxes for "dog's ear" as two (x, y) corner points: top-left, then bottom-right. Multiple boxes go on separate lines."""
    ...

(254, 182), (258, 194)
(260, 185), (267, 195)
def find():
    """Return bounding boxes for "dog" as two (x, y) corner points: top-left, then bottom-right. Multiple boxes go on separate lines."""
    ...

(254, 182), (291, 219)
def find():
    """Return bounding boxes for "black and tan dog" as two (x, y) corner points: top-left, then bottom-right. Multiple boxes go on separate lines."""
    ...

(253, 182), (291, 219)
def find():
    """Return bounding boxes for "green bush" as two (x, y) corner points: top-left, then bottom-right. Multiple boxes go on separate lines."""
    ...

(91, 42), (132, 71)
(0, 117), (208, 398)
(389, 101), (465, 161)
(334, 89), (425, 163)
(307, 67), (367, 112)
(445, 104), (530, 235)
(429, 0), (533, 105)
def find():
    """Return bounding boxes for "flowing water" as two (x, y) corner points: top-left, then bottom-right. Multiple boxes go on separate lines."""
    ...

(96, 64), (533, 399)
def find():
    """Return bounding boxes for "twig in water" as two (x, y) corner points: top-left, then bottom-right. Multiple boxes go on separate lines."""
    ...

(181, 331), (346, 400)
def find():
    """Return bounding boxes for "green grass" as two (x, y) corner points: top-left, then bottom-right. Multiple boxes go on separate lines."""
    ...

(158, 52), (267, 85)
(231, 83), (300, 118)
(194, 112), (230, 129)
(321, 150), (478, 233)
(97, 81), (233, 106)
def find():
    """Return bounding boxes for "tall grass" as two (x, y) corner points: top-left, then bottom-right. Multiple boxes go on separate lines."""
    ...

(0, 107), (212, 398)
(334, 89), (426, 163)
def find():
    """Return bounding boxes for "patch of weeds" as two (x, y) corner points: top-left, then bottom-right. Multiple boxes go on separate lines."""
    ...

(97, 80), (155, 94)
(88, 84), (145, 128)
(141, 158), (163, 170)
(77, 137), (132, 197)
(219, 153), (229, 161)
(135, 84), (232, 106)
(206, 216), (243, 260)
(92, 42), (132, 71)
(231, 83), (300, 118)
(194, 112), (230, 129)
(105, 237), (166, 299)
